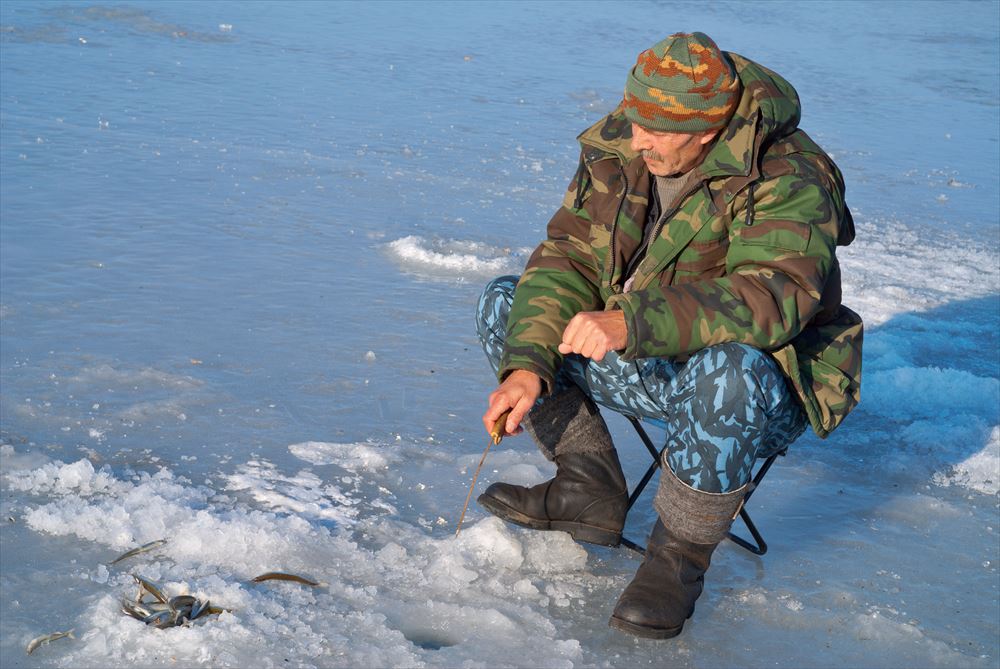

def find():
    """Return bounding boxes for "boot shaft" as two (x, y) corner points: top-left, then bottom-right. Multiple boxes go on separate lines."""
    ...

(523, 385), (615, 460)
(653, 462), (748, 547)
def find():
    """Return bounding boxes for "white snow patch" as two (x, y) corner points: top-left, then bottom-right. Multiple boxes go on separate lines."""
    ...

(933, 426), (1000, 495)
(223, 459), (365, 524)
(839, 219), (1000, 326)
(68, 364), (202, 391)
(288, 441), (394, 472)
(4, 457), (122, 497)
(118, 398), (190, 421)
(854, 609), (989, 667)
(489, 462), (548, 487)
(384, 235), (530, 279)
(454, 516), (527, 571)
(0, 443), (51, 472)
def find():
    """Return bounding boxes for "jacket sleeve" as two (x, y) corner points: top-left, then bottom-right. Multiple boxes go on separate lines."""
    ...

(606, 163), (844, 359)
(499, 158), (603, 393)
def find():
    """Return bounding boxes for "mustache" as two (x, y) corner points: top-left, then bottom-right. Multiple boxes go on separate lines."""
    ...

(641, 149), (665, 161)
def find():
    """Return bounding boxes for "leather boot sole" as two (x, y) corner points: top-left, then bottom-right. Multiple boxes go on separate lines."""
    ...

(608, 614), (684, 640)
(477, 492), (622, 547)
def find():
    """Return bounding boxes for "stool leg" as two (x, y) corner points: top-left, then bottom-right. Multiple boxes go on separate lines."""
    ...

(624, 417), (663, 512)
(726, 507), (768, 555)
(621, 419), (786, 557)
(722, 450), (785, 555)
(621, 418), (664, 554)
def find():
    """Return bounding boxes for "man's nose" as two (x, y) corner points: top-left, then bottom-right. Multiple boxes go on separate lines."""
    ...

(630, 124), (649, 151)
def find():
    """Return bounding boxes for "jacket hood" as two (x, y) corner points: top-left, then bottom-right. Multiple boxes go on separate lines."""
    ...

(697, 52), (802, 178)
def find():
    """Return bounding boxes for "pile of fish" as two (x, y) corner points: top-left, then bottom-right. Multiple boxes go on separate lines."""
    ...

(25, 537), (322, 653)
(121, 574), (227, 628)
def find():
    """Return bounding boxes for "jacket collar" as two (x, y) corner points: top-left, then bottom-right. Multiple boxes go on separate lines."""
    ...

(576, 103), (760, 193)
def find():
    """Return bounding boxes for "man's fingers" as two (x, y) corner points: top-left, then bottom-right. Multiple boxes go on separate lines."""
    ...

(559, 311), (626, 361)
(483, 371), (541, 437)
(483, 393), (513, 433)
(578, 336), (595, 360)
(560, 314), (581, 349)
(560, 313), (604, 358)
(581, 337), (605, 361)
(561, 314), (594, 355)
(562, 322), (611, 361)
(506, 396), (535, 434)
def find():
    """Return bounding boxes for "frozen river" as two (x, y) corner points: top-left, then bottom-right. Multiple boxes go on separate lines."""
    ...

(1, 1), (998, 667)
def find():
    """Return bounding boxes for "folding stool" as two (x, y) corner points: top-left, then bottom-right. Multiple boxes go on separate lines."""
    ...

(619, 415), (786, 556)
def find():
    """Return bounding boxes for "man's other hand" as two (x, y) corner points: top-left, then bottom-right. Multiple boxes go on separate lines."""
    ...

(483, 369), (542, 438)
(558, 310), (627, 361)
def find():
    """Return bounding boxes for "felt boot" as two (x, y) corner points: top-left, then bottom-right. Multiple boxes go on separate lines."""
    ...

(477, 385), (627, 546)
(609, 465), (747, 639)
(478, 449), (628, 546)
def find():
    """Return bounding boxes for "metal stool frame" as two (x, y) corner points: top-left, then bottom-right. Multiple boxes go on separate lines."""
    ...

(619, 415), (786, 556)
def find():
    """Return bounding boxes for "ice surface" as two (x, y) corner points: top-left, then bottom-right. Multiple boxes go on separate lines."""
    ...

(1, 1), (998, 667)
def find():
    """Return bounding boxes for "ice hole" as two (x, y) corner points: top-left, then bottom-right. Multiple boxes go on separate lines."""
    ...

(399, 626), (459, 651)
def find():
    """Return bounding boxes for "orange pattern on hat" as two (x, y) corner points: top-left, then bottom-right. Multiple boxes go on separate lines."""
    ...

(623, 32), (740, 132)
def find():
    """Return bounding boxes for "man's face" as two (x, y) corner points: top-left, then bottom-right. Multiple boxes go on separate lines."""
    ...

(629, 123), (718, 177)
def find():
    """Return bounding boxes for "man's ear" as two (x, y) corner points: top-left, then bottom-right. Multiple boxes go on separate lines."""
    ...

(698, 129), (721, 146)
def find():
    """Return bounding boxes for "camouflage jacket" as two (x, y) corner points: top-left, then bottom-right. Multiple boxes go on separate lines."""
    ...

(500, 53), (863, 438)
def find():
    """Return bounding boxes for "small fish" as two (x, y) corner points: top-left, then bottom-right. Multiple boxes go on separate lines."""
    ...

(169, 595), (197, 609)
(121, 599), (154, 621)
(174, 599), (192, 614)
(122, 599), (173, 620)
(250, 571), (320, 586)
(142, 610), (173, 627)
(190, 598), (210, 620)
(133, 574), (169, 604)
(110, 539), (167, 565)
(200, 605), (230, 616)
(169, 596), (195, 622)
(26, 630), (74, 654)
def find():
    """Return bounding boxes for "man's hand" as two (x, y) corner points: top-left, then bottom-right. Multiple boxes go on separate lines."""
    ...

(483, 369), (542, 438)
(557, 310), (627, 361)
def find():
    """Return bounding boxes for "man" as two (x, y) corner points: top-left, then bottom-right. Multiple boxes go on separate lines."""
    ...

(475, 33), (862, 639)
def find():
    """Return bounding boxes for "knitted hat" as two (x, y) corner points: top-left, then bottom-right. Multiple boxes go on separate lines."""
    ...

(623, 32), (740, 133)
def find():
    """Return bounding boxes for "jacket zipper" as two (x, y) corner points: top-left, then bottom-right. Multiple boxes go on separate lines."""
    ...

(624, 180), (709, 290)
(606, 162), (628, 294)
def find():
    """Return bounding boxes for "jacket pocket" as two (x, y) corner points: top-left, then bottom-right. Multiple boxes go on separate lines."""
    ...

(735, 219), (811, 253)
(801, 356), (851, 395)
(771, 306), (863, 439)
(673, 237), (729, 273)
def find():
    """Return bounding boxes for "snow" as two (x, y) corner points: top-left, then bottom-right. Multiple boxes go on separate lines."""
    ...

(933, 427), (1000, 496)
(2, 448), (594, 668)
(288, 441), (394, 472)
(385, 235), (531, 280)
(1, 1), (998, 668)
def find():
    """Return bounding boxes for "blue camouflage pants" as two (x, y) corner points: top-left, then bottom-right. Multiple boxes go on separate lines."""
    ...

(477, 276), (808, 493)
